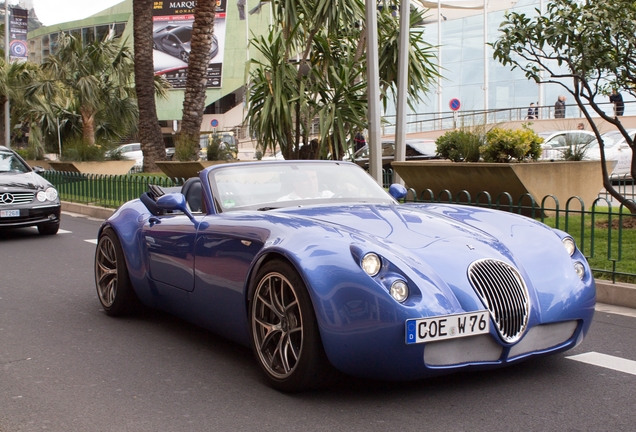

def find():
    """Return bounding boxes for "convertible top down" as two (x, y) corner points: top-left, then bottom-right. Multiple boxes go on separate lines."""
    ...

(94, 161), (595, 391)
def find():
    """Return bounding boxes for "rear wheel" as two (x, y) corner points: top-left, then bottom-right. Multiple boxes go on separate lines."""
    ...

(94, 228), (138, 316)
(250, 259), (332, 392)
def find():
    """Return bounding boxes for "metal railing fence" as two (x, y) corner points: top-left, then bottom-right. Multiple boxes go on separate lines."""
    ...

(42, 171), (185, 209)
(398, 176), (636, 284)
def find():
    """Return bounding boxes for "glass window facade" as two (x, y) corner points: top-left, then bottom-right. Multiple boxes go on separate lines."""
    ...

(37, 22), (127, 61)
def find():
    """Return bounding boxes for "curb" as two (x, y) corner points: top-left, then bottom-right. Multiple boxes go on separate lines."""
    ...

(60, 201), (636, 310)
(595, 280), (636, 310)
(61, 201), (115, 220)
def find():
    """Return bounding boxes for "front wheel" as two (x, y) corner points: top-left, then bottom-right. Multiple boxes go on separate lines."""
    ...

(250, 259), (332, 392)
(37, 222), (59, 235)
(94, 228), (138, 316)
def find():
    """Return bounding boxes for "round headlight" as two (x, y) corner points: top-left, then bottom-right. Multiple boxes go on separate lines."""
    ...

(45, 187), (58, 201)
(361, 253), (381, 276)
(390, 280), (409, 303)
(573, 261), (586, 280)
(36, 191), (47, 202)
(562, 237), (576, 256)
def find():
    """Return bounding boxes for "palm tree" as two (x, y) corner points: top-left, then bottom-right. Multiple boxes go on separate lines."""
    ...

(246, 0), (439, 160)
(132, 0), (169, 172)
(0, 59), (46, 150)
(33, 32), (138, 147)
(174, 0), (217, 161)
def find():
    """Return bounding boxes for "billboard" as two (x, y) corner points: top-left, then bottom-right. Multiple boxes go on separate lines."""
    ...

(9, 8), (29, 63)
(152, 0), (227, 89)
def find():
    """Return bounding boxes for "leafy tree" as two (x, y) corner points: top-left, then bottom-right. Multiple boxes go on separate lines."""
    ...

(31, 33), (138, 147)
(246, 0), (440, 160)
(0, 59), (37, 147)
(174, 0), (217, 161)
(132, 0), (169, 172)
(491, 0), (636, 212)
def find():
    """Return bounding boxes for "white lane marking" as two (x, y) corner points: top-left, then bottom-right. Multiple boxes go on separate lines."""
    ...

(85, 239), (98, 245)
(566, 352), (636, 376)
(595, 303), (636, 319)
(58, 229), (72, 234)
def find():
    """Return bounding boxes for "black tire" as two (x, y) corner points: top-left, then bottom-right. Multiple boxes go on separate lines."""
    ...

(180, 50), (189, 63)
(37, 222), (59, 235)
(94, 228), (138, 316)
(249, 259), (332, 392)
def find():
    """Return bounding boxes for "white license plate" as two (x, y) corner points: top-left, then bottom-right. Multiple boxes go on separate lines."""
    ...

(405, 311), (490, 344)
(0, 210), (20, 218)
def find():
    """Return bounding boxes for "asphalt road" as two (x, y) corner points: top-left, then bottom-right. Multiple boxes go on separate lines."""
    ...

(1, 212), (635, 432)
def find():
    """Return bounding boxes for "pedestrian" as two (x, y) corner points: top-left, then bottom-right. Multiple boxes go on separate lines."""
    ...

(526, 102), (538, 119)
(354, 132), (366, 152)
(554, 95), (566, 118)
(609, 89), (624, 117)
(577, 123), (585, 130)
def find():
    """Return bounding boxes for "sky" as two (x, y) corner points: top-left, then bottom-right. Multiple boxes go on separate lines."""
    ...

(31, 0), (124, 26)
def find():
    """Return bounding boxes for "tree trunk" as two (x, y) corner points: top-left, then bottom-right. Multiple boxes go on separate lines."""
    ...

(176, 0), (216, 161)
(81, 108), (96, 146)
(133, 0), (166, 173)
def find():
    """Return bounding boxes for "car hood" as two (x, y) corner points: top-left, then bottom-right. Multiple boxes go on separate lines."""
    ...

(0, 171), (52, 191)
(280, 204), (496, 249)
(272, 203), (577, 317)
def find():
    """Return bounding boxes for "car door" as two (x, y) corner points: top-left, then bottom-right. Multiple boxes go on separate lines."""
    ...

(142, 213), (198, 292)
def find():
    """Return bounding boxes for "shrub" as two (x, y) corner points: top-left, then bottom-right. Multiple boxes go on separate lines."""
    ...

(559, 135), (593, 161)
(435, 129), (482, 162)
(481, 126), (543, 162)
(61, 138), (106, 162)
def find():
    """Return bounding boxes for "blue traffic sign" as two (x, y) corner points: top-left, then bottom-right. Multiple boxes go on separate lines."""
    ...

(449, 98), (461, 111)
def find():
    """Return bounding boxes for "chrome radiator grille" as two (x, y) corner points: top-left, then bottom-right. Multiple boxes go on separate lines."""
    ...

(468, 259), (530, 343)
(0, 192), (34, 205)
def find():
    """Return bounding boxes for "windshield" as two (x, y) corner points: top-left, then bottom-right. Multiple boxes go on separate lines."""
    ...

(208, 162), (395, 212)
(0, 149), (29, 173)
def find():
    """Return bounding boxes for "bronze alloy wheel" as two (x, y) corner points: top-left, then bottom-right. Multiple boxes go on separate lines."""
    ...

(94, 229), (138, 316)
(251, 271), (304, 379)
(95, 234), (118, 308)
(250, 260), (333, 391)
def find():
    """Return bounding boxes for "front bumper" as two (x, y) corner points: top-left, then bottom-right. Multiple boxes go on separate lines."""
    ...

(0, 204), (61, 228)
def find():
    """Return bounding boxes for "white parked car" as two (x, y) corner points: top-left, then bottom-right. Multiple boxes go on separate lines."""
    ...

(107, 143), (143, 168)
(538, 130), (597, 160)
(586, 129), (635, 178)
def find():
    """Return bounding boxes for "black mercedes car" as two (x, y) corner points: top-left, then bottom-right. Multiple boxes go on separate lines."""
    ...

(153, 25), (219, 63)
(0, 146), (60, 235)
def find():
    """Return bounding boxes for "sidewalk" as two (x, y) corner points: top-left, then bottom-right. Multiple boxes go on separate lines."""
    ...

(63, 201), (636, 310)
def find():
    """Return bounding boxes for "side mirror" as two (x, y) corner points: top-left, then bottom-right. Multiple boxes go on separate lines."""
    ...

(156, 193), (187, 212)
(389, 183), (408, 200)
(156, 193), (200, 227)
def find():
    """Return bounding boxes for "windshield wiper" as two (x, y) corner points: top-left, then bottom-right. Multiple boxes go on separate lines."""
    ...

(257, 206), (279, 211)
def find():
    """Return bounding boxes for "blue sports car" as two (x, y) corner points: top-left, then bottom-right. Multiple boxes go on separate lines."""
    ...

(94, 161), (595, 391)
